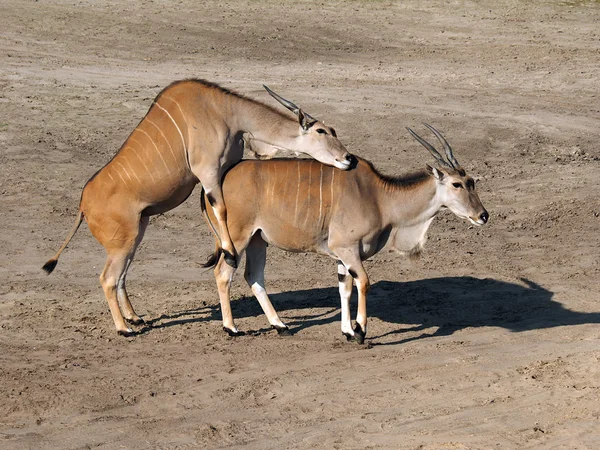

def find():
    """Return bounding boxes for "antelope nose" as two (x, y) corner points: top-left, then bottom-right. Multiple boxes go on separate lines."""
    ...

(335, 153), (353, 170)
(479, 211), (489, 224)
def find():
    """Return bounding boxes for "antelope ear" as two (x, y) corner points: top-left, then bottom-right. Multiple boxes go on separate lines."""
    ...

(298, 109), (317, 131)
(426, 164), (444, 180)
(298, 110), (308, 130)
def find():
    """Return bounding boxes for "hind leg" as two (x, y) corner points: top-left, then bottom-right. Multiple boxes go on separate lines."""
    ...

(100, 251), (136, 336)
(88, 210), (144, 336)
(244, 234), (289, 334)
(117, 215), (149, 326)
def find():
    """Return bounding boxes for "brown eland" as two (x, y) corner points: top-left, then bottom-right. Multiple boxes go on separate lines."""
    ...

(202, 124), (489, 344)
(42, 79), (352, 336)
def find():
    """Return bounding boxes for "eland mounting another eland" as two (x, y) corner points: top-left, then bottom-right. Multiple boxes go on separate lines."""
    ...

(202, 124), (489, 344)
(42, 79), (352, 336)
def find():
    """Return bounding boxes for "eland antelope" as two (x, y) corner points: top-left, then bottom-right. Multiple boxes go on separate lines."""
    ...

(202, 124), (489, 344)
(42, 79), (352, 336)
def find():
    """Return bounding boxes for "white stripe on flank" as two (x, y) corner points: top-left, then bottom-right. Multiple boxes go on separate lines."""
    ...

(124, 142), (156, 183)
(147, 118), (179, 165)
(114, 167), (130, 188)
(115, 162), (133, 183)
(122, 158), (142, 183)
(318, 165), (323, 227)
(270, 172), (276, 207)
(107, 170), (115, 181)
(155, 97), (190, 169)
(330, 168), (335, 211)
(305, 161), (312, 225)
(294, 160), (300, 223)
(135, 128), (170, 173)
(162, 95), (190, 129)
(154, 101), (187, 162)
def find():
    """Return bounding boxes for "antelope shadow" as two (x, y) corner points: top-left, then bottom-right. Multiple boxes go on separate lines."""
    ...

(141, 276), (600, 344)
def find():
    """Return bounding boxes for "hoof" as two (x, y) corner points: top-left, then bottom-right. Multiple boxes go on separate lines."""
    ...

(224, 251), (238, 268)
(117, 328), (135, 337)
(353, 323), (366, 345)
(273, 325), (292, 336)
(126, 317), (145, 326)
(342, 332), (354, 341)
(223, 327), (245, 337)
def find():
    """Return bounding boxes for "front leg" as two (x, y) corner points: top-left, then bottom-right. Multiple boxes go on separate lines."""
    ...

(337, 261), (354, 340)
(335, 250), (370, 344)
(353, 271), (370, 345)
(244, 234), (289, 334)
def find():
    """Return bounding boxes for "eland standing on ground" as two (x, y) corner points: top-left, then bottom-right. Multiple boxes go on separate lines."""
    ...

(202, 124), (489, 343)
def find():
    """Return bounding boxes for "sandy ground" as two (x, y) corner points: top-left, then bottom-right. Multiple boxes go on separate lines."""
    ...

(1, 0), (600, 448)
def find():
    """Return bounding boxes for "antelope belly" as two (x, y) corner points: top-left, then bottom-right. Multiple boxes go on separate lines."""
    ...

(258, 224), (327, 254)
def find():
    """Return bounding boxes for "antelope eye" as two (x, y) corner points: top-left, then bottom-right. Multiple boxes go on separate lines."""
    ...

(316, 128), (328, 135)
(452, 182), (463, 189)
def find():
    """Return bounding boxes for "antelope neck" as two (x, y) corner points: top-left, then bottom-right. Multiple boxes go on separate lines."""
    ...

(233, 97), (300, 151)
(378, 174), (441, 228)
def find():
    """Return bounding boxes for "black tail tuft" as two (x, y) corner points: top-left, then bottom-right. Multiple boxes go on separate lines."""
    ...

(42, 259), (58, 274)
(201, 249), (222, 269)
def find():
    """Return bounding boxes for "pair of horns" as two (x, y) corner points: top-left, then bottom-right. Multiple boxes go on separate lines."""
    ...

(406, 123), (460, 169)
(263, 85), (317, 129)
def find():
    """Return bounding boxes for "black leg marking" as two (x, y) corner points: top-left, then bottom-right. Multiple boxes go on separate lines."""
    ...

(337, 273), (348, 283)
(348, 268), (358, 279)
(353, 323), (365, 345)
(272, 325), (292, 336)
(223, 327), (245, 337)
(224, 251), (238, 268)
(206, 192), (217, 207)
(342, 331), (354, 341)
(117, 329), (136, 338)
(126, 317), (146, 326)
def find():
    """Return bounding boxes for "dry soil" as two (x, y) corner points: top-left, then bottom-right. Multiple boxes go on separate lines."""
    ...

(1, 1), (600, 449)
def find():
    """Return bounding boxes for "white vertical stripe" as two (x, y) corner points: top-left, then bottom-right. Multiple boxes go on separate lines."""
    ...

(122, 158), (142, 183)
(159, 96), (190, 169)
(162, 95), (190, 129)
(135, 128), (171, 173)
(124, 142), (156, 183)
(114, 167), (130, 188)
(305, 161), (312, 225)
(115, 162), (133, 183)
(147, 118), (179, 165)
(318, 164), (323, 227)
(154, 101), (187, 160)
(294, 160), (300, 224)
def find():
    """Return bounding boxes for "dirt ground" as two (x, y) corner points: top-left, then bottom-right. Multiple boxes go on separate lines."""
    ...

(1, 0), (600, 448)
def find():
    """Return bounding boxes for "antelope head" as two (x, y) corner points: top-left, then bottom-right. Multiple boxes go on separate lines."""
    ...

(407, 124), (489, 226)
(264, 85), (352, 170)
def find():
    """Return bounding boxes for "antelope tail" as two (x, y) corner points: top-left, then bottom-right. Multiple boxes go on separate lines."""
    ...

(42, 210), (84, 274)
(200, 188), (222, 269)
